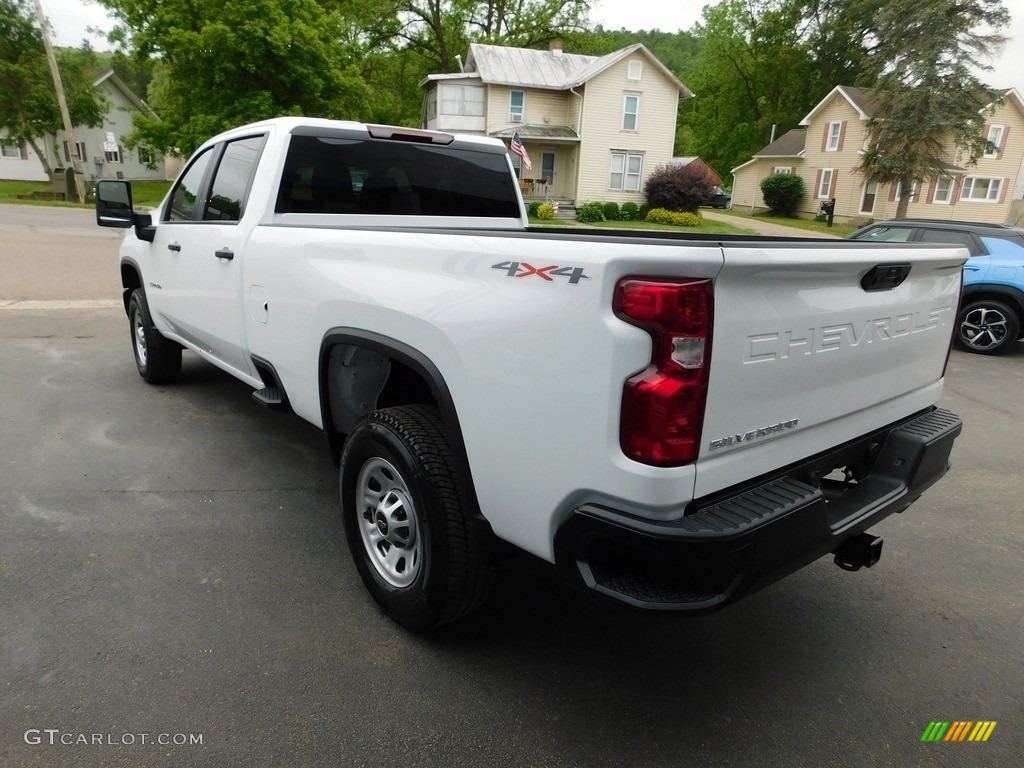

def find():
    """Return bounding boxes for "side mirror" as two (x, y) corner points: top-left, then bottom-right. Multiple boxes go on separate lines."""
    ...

(95, 179), (156, 242)
(95, 179), (134, 228)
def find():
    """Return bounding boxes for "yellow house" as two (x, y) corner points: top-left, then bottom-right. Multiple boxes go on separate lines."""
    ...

(421, 41), (693, 206)
(731, 85), (1024, 225)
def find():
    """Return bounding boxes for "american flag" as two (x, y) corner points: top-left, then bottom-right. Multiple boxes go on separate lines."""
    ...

(510, 131), (532, 170)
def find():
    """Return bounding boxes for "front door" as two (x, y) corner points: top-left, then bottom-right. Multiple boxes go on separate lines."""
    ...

(541, 152), (556, 196)
(148, 134), (266, 378)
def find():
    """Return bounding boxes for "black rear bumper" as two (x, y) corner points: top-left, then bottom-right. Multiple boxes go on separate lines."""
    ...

(554, 408), (962, 613)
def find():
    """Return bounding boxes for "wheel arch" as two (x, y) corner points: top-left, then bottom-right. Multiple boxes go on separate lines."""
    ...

(318, 328), (491, 533)
(960, 284), (1024, 336)
(120, 259), (143, 316)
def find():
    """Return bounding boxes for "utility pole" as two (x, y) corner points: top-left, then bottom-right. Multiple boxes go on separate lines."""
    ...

(32, 0), (86, 203)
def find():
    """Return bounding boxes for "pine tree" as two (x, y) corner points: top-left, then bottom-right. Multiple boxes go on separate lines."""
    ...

(858, 0), (1010, 218)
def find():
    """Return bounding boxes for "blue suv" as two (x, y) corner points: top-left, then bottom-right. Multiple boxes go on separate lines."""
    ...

(849, 219), (1024, 355)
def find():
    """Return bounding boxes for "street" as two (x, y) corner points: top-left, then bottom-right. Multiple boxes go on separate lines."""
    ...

(1, 205), (1021, 767)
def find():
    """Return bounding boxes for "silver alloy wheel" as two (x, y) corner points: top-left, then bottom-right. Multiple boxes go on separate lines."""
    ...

(356, 457), (421, 588)
(960, 305), (1009, 351)
(133, 311), (148, 367)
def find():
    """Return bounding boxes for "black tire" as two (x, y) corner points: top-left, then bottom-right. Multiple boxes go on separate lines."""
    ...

(128, 288), (182, 383)
(340, 405), (494, 629)
(956, 299), (1020, 355)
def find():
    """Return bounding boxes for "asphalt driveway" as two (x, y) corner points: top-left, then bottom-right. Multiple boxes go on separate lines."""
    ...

(0, 205), (1020, 767)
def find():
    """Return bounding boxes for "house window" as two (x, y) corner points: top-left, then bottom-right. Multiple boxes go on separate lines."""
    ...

(895, 180), (918, 201)
(961, 177), (1002, 201)
(105, 147), (121, 164)
(62, 140), (86, 163)
(818, 168), (834, 198)
(610, 151), (643, 191)
(622, 94), (640, 131)
(825, 121), (842, 151)
(773, 166), (792, 175)
(627, 61), (643, 81)
(984, 125), (1004, 158)
(138, 146), (155, 166)
(860, 180), (878, 214)
(440, 85), (484, 116)
(509, 91), (524, 123)
(933, 176), (953, 204)
(426, 90), (437, 120)
(1, 140), (21, 158)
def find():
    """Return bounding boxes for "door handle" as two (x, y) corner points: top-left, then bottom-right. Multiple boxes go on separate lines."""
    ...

(167, 242), (181, 252)
(215, 248), (234, 261)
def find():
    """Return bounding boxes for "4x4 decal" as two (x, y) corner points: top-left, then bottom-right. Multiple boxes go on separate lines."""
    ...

(492, 261), (590, 284)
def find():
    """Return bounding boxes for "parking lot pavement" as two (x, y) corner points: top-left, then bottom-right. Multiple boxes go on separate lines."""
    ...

(1, 306), (1021, 768)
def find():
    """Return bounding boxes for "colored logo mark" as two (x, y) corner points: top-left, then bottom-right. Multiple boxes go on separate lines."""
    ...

(921, 721), (997, 742)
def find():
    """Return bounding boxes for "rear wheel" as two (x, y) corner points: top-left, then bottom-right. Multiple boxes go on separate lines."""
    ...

(340, 405), (494, 629)
(128, 288), (182, 383)
(956, 299), (1020, 355)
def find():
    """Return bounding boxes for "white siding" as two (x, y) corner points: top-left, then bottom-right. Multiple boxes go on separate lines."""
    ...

(0, 79), (166, 182)
(576, 56), (679, 204)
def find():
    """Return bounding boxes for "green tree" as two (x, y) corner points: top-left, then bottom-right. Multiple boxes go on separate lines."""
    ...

(386, 0), (590, 73)
(99, 0), (375, 156)
(859, 0), (1010, 218)
(0, 0), (106, 175)
(679, 0), (819, 176)
(795, 0), (880, 89)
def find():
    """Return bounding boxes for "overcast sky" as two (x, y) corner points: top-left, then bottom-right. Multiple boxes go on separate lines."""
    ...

(40, 0), (1024, 92)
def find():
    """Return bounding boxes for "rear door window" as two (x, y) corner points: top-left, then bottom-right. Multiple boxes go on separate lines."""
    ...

(918, 228), (981, 255)
(204, 135), (267, 222)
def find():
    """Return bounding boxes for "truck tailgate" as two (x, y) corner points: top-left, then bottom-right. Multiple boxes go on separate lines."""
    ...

(695, 242), (965, 498)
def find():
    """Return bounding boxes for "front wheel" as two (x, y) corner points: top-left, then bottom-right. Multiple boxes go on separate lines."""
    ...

(128, 288), (182, 383)
(956, 299), (1020, 355)
(340, 405), (494, 629)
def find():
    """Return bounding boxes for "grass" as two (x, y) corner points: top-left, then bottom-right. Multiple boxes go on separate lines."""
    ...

(710, 207), (859, 237)
(129, 180), (173, 208)
(530, 216), (758, 235)
(0, 179), (87, 207)
(0, 178), (172, 209)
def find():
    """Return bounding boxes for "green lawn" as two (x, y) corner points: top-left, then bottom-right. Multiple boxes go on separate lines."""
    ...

(710, 208), (859, 237)
(530, 216), (758, 235)
(128, 180), (173, 208)
(0, 178), (172, 209)
(0, 179), (87, 207)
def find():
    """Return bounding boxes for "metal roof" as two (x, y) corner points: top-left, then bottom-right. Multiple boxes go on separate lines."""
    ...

(465, 42), (692, 97)
(467, 43), (598, 90)
(490, 126), (579, 141)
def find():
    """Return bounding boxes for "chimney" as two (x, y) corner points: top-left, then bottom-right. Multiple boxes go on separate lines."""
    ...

(549, 38), (564, 58)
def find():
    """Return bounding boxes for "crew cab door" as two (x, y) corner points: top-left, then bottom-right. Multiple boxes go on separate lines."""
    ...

(148, 134), (266, 378)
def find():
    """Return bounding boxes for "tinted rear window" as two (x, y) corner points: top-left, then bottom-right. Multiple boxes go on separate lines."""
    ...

(918, 228), (980, 255)
(276, 134), (519, 218)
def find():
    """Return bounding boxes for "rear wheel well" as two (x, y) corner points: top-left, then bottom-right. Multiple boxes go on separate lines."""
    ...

(322, 342), (437, 465)
(319, 332), (500, 556)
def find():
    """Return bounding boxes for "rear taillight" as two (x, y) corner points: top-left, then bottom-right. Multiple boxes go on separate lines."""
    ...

(614, 278), (713, 466)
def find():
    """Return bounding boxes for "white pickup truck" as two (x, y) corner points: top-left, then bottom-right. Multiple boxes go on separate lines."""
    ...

(96, 117), (963, 629)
